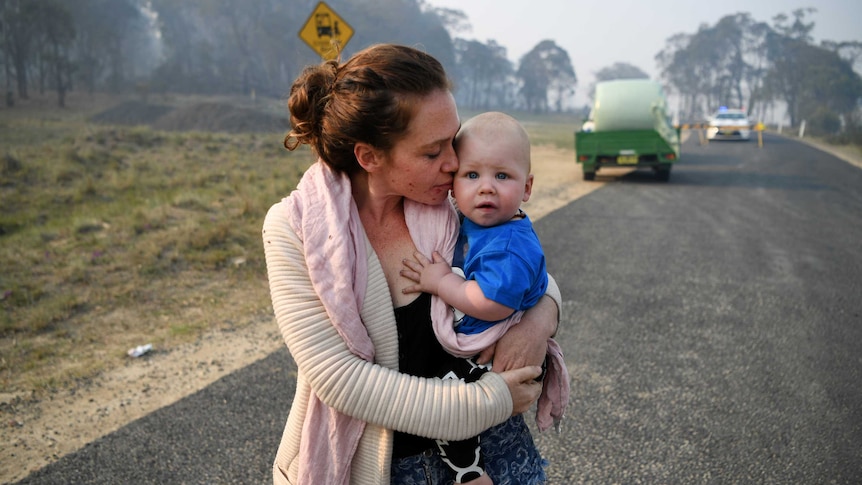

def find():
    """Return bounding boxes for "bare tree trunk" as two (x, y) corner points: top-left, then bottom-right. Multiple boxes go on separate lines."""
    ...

(57, 82), (66, 107)
(14, 56), (28, 99)
(39, 49), (47, 95)
(56, 69), (66, 108)
(3, 39), (13, 106)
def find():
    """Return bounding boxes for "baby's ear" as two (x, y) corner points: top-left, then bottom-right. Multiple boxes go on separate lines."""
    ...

(522, 174), (534, 202)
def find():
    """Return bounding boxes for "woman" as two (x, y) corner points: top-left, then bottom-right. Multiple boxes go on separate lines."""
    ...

(263, 44), (561, 485)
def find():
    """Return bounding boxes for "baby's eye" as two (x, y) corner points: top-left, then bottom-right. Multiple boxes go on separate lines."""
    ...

(496, 173), (508, 180)
(467, 172), (479, 179)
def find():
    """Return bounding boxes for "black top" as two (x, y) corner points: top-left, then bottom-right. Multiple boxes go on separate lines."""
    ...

(391, 292), (462, 459)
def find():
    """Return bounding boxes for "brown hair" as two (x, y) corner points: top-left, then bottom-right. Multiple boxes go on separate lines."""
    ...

(284, 44), (452, 173)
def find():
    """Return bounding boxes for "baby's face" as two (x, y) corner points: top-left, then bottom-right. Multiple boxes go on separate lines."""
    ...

(453, 135), (533, 227)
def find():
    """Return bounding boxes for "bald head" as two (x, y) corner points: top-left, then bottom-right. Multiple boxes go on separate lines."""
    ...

(456, 112), (531, 172)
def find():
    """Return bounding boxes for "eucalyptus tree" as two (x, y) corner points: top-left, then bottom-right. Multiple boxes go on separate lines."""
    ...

(148, 0), (218, 93)
(656, 28), (722, 120)
(341, 0), (455, 74)
(35, 0), (75, 106)
(658, 13), (771, 120)
(149, 0), (289, 95)
(809, 50), (862, 132)
(709, 14), (769, 111)
(760, 8), (817, 127)
(453, 38), (513, 110)
(423, 3), (470, 38)
(822, 40), (862, 130)
(196, 0), (296, 95)
(771, 8), (817, 42)
(516, 40), (576, 113)
(425, 3), (509, 109)
(1, 0), (40, 99)
(656, 33), (703, 120)
(762, 7), (862, 132)
(0, 0), (154, 97)
(764, 34), (862, 132)
(822, 40), (862, 76)
(148, 0), (313, 95)
(147, 0), (454, 97)
(65, 0), (151, 93)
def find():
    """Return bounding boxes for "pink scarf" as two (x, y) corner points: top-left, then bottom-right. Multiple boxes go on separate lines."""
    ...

(282, 160), (458, 484)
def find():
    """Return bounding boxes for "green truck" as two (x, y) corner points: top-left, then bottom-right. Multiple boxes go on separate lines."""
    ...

(575, 79), (680, 181)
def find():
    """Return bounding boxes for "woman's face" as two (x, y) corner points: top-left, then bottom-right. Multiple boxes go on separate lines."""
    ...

(379, 89), (460, 206)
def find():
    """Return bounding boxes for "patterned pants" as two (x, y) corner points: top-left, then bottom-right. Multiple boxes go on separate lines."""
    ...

(434, 358), (492, 482)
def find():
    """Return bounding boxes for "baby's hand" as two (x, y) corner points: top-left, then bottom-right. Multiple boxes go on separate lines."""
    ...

(400, 251), (453, 295)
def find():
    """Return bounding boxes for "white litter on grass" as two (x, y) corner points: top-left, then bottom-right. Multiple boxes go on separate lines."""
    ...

(127, 344), (153, 358)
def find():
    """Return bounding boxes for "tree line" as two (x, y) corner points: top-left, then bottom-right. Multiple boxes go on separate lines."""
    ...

(2, 1), (860, 134)
(657, 8), (862, 134)
(0, 0), (576, 113)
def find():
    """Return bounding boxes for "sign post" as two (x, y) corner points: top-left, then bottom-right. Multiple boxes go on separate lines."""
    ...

(298, 2), (354, 60)
(755, 121), (766, 148)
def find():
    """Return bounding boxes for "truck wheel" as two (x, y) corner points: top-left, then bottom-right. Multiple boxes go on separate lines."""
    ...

(655, 166), (671, 182)
(583, 170), (596, 181)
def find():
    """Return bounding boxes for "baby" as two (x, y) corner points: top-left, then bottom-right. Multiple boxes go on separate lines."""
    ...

(402, 111), (548, 485)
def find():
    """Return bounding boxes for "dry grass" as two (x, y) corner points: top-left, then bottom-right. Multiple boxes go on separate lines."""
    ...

(0, 94), (584, 398)
(0, 93), (313, 394)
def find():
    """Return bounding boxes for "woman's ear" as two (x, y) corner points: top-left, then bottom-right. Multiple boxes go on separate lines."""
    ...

(354, 142), (383, 172)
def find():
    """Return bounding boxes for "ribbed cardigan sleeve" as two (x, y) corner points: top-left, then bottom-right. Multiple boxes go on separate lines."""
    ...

(262, 202), (513, 441)
(545, 274), (562, 329)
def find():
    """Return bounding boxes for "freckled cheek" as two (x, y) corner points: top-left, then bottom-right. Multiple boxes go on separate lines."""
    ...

(390, 172), (412, 188)
(398, 170), (419, 190)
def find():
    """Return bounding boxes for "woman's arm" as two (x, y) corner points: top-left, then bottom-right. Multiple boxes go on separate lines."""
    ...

(477, 276), (561, 372)
(263, 203), (537, 440)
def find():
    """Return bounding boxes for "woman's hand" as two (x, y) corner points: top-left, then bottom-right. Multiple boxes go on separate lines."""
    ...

(477, 295), (558, 371)
(499, 366), (543, 415)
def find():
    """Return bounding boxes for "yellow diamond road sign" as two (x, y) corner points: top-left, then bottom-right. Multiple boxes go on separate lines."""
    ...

(299, 1), (354, 60)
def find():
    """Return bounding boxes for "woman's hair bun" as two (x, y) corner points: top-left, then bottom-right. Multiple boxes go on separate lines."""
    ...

(285, 60), (338, 150)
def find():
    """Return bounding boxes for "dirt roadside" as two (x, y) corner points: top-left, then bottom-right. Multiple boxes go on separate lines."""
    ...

(2, 136), (859, 483)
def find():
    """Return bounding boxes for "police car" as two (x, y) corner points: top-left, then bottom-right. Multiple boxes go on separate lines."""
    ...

(706, 107), (751, 141)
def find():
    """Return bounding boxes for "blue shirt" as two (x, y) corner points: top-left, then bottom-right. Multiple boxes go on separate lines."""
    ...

(454, 214), (548, 335)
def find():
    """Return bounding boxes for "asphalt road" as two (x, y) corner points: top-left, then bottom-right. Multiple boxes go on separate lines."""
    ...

(15, 133), (862, 484)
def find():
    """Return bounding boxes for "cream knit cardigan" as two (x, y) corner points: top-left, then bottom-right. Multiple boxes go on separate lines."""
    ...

(263, 200), (562, 485)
